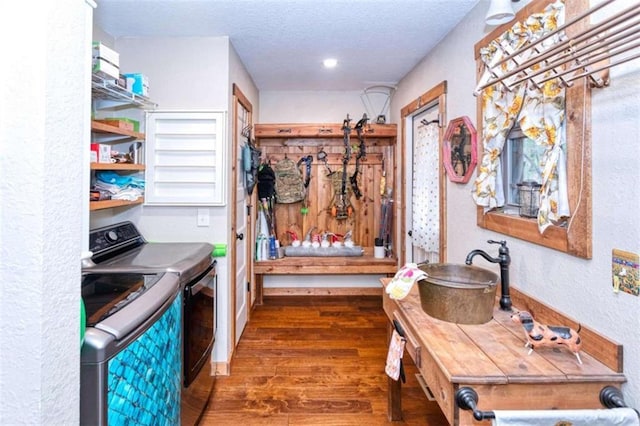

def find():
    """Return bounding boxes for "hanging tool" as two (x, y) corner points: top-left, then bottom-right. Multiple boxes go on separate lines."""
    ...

(350, 113), (369, 200)
(337, 114), (352, 220)
(297, 155), (313, 189)
(378, 188), (394, 257)
(317, 148), (333, 176)
(297, 154), (314, 219)
(380, 157), (387, 197)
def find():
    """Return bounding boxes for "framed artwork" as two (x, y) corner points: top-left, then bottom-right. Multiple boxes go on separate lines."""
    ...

(442, 116), (477, 183)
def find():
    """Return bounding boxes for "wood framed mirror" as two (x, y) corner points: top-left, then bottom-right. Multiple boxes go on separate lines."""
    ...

(443, 116), (477, 183)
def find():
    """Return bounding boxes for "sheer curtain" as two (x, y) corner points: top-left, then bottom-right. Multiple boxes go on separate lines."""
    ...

(472, 0), (568, 233)
(412, 120), (440, 261)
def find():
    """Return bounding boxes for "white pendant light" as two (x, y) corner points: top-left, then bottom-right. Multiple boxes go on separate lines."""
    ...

(486, 0), (515, 25)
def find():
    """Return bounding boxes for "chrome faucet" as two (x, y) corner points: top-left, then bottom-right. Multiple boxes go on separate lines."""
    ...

(465, 240), (512, 311)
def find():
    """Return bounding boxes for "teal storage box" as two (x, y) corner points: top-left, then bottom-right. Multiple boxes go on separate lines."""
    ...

(124, 73), (149, 97)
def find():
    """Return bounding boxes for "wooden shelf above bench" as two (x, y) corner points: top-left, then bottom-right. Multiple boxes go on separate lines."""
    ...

(255, 123), (397, 139)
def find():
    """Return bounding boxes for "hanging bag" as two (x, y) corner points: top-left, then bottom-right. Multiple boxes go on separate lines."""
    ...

(274, 157), (305, 204)
(257, 162), (276, 200)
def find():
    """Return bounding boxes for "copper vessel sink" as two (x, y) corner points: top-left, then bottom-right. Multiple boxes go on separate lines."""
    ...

(417, 263), (499, 324)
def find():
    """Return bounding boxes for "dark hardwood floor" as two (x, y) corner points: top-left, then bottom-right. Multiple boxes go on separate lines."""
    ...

(199, 295), (448, 425)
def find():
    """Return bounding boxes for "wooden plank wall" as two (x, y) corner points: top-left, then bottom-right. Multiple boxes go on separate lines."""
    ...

(256, 127), (396, 249)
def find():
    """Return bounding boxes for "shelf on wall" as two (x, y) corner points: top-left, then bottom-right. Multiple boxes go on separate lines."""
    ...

(91, 74), (157, 110)
(90, 162), (145, 171)
(91, 120), (144, 139)
(90, 197), (145, 211)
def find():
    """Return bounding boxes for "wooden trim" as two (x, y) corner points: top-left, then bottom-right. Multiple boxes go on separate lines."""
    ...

(480, 212), (569, 251)
(255, 123), (396, 139)
(232, 83), (252, 114)
(231, 84), (254, 349)
(399, 81), (448, 265)
(475, 0), (592, 259)
(212, 360), (231, 376)
(230, 92), (238, 350)
(399, 81), (448, 118)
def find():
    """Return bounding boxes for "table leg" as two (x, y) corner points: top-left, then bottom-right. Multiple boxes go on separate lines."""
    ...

(255, 274), (263, 305)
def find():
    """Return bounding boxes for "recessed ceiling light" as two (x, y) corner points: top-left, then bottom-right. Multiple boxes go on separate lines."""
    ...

(323, 58), (338, 68)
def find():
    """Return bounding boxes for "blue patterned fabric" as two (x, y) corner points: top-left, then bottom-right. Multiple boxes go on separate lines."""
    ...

(107, 294), (181, 425)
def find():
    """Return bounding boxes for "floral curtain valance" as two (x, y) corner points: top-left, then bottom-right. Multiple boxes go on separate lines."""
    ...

(472, 0), (569, 233)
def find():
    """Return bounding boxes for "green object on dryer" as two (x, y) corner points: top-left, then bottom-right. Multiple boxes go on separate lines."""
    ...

(212, 243), (227, 257)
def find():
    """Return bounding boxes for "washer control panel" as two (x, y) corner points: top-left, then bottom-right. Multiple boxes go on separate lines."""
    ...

(89, 222), (144, 257)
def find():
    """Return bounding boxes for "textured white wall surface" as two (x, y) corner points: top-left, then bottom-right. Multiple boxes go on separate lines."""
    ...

(0, 1), (89, 424)
(391, 0), (640, 409)
(260, 90), (366, 123)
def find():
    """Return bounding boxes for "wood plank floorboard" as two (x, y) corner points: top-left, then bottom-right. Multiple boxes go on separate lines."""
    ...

(199, 295), (449, 425)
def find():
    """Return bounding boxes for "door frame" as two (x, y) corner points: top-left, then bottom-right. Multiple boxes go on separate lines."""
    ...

(230, 83), (254, 348)
(399, 81), (448, 265)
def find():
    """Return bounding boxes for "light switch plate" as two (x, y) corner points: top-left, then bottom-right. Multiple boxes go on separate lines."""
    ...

(612, 249), (639, 296)
(197, 208), (210, 227)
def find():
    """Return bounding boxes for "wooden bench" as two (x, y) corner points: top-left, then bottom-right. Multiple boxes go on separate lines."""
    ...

(253, 248), (397, 304)
(381, 278), (626, 425)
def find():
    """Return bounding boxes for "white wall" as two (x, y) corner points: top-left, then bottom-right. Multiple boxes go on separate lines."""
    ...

(391, 0), (640, 408)
(0, 1), (91, 424)
(260, 90), (365, 123)
(94, 36), (259, 365)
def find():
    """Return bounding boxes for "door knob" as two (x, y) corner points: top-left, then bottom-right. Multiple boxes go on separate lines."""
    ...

(408, 230), (413, 237)
(236, 233), (244, 240)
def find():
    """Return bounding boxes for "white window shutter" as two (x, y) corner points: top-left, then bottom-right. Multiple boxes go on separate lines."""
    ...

(145, 111), (227, 206)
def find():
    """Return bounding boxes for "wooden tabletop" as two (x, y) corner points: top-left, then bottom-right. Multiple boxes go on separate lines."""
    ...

(381, 279), (625, 385)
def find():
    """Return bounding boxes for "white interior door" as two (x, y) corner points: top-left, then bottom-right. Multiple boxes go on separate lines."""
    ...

(234, 178), (248, 344)
(234, 104), (249, 344)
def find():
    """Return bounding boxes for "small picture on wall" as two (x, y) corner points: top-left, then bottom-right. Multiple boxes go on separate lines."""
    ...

(612, 249), (639, 296)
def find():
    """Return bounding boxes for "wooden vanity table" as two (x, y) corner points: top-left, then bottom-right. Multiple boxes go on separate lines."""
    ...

(381, 278), (626, 425)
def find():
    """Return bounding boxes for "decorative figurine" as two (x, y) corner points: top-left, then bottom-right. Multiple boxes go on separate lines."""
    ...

(343, 230), (354, 248)
(311, 231), (321, 249)
(302, 226), (316, 248)
(320, 232), (331, 248)
(511, 311), (583, 365)
(286, 230), (301, 247)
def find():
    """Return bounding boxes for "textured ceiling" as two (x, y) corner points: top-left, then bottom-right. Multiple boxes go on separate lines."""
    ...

(94, 0), (482, 91)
